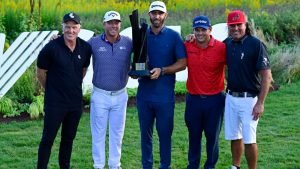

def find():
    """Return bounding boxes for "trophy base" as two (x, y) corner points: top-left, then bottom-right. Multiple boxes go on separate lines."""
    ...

(128, 70), (151, 77)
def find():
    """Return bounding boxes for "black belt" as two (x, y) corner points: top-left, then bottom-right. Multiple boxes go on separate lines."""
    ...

(226, 89), (256, 98)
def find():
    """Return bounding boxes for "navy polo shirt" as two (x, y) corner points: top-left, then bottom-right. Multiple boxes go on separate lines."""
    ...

(137, 26), (186, 102)
(225, 35), (270, 94)
(37, 36), (92, 109)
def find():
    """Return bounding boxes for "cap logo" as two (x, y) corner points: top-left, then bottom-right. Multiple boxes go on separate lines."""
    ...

(232, 14), (240, 21)
(151, 4), (165, 9)
(195, 20), (207, 24)
(108, 12), (119, 17)
(69, 13), (75, 18)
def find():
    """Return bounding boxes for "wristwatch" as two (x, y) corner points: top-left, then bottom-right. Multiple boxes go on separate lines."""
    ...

(160, 67), (165, 76)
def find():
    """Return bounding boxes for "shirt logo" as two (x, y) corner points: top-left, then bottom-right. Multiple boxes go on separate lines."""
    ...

(241, 52), (244, 60)
(263, 57), (269, 66)
(99, 47), (107, 52)
(78, 55), (81, 59)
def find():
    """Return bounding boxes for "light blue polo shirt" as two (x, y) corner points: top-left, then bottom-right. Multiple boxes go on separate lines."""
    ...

(137, 26), (186, 102)
(88, 34), (132, 91)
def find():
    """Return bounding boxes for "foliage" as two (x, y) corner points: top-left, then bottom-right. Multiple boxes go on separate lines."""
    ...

(127, 87), (137, 98)
(0, 65), (41, 117)
(28, 94), (44, 119)
(83, 88), (92, 106)
(1, 0), (299, 43)
(0, 97), (17, 118)
(270, 42), (300, 84)
(6, 65), (38, 103)
(175, 81), (187, 95)
(252, 6), (300, 43)
(0, 15), (6, 35)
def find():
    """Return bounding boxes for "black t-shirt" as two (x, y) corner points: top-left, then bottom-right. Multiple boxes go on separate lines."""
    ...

(225, 35), (270, 94)
(37, 36), (92, 109)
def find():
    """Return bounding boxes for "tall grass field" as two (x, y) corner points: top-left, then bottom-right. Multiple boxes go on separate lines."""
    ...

(0, 82), (299, 169)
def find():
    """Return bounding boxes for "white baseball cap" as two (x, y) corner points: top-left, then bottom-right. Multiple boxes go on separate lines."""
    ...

(149, 1), (167, 13)
(103, 11), (121, 22)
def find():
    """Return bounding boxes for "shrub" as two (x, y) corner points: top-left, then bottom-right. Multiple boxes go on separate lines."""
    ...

(175, 81), (187, 95)
(270, 42), (300, 84)
(28, 94), (44, 119)
(6, 65), (37, 103)
(0, 97), (18, 118)
(83, 88), (92, 107)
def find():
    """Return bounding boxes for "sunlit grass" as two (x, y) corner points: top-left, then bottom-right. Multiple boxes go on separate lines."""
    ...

(0, 82), (300, 168)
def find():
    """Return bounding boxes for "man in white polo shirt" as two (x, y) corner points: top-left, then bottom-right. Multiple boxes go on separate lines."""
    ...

(88, 11), (132, 169)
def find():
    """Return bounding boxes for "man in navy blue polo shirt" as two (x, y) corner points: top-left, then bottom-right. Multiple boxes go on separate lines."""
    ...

(136, 1), (187, 169)
(36, 12), (92, 169)
(224, 10), (272, 169)
(88, 11), (132, 169)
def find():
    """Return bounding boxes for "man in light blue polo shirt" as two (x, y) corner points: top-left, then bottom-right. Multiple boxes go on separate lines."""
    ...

(88, 11), (132, 169)
(136, 1), (187, 169)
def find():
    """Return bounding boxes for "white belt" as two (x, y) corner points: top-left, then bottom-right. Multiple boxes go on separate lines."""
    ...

(93, 86), (125, 96)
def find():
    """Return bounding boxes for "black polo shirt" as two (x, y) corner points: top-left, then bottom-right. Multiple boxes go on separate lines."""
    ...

(225, 35), (270, 94)
(37, 36), (92, 109)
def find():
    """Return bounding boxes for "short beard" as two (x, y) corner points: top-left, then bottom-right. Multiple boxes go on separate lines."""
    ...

(150, 18), (165, 28)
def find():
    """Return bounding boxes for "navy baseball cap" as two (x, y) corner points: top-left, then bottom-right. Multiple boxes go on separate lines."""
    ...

(192, 15), (211, 29)
(63, 12), (81, 24)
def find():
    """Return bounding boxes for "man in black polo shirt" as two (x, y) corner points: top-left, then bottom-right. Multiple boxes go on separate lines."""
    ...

(224, 10), (272, 169)
(36, 12), (92, 169)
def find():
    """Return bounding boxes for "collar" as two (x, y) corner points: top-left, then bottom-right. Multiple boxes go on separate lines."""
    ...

(192, 35), (215, 48)
(231, 35), (248, 44)
(148, 26), (167, 35)
(101, 33), (121, 44)
(59, 35), (79, 52)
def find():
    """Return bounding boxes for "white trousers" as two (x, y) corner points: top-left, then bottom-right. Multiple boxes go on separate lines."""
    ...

(90, 87), (128, 169)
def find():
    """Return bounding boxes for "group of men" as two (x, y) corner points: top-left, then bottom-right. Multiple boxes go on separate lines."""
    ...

(36, 1), (272, 169)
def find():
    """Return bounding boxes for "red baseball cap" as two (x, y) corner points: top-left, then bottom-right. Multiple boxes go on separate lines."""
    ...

(227, 10), (247, 25)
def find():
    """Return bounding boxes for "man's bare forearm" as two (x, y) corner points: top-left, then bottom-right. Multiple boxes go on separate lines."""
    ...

(36, 68), (47, 89)
(257, 69), (272, 105)
(162, 58), (187, 75)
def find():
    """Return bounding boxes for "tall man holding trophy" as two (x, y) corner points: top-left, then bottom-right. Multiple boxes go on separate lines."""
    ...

(129, 1), (187, 169)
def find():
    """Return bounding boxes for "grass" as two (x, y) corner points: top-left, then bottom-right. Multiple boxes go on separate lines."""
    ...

(0, 82), (300, 169)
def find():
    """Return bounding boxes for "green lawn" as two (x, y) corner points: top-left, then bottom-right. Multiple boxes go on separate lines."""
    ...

(0, 82), (300, 169)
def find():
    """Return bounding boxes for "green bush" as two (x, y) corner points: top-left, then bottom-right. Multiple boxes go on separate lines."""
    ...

(270, 43), (300, 84)
(252, 7), (300, 43)
(28, 102), (40, 119)
(7, 65), (37, 103)
(175, 81), (187, 95)
(0, 15), (6, 35)
(83, 88), (92, 107)
(27, 94), (44, 119)
(0, 97), (18, 118)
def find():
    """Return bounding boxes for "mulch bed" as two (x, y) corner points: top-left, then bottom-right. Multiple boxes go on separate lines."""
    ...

(0, 95), (186, 124)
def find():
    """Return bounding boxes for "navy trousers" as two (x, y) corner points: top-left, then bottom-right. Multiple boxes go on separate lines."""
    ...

(185, 92), (225, 169)
(37, 106), (82, 169)
(137, 100), (175, 169)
